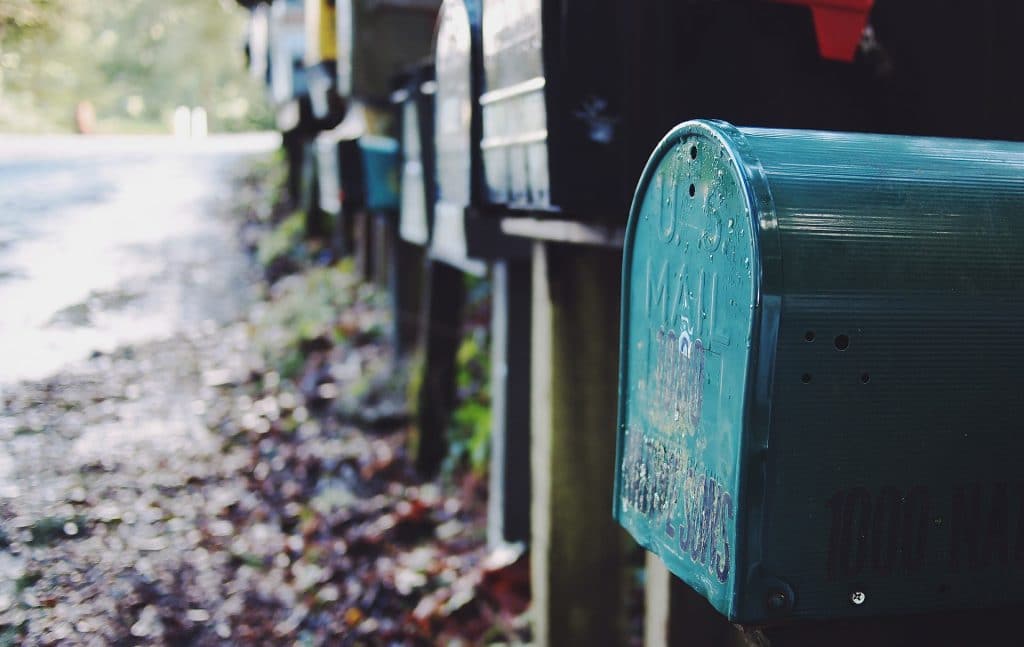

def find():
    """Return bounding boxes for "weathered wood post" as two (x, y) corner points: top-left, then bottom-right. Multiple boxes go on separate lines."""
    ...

(487, 258), (532, 546)
(529, 240), (632, 646)
(415, 259), (466, 477)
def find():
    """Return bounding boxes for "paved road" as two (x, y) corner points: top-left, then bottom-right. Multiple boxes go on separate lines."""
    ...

(0, 133), (278, 388)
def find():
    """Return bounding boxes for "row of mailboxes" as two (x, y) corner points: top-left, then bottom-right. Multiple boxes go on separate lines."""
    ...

(614, 119), (1024, 622)
(264, 0), (1024, 220)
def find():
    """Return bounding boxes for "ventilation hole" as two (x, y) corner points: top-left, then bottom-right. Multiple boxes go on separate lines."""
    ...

(690, 145), (698, 160)
(688, 183), (696, 197)
(834, 334), (850, 351)
(801, 373), (812, 384)
(803, 330), (816, 342)
(860, 373), (871, 384)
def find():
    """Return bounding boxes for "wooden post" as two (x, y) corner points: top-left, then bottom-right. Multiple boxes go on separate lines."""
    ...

(487, 259), (532, 547)
(391, 239), (424, 359)
(282, 128), (304, 208)
(415, 259), (465, 477)
(353, 210), (373, 282)
(530, 241), (631, 646)
(646, 555), (758, 647)
(372, 212), (391, 289)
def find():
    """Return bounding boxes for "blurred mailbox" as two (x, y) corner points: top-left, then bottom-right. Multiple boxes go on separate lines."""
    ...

(480, 0), (627, 216)
(393, 65), (437, 247)
(316, 106), (369, 217)
(358, 136), (401, 212)
(430, 0), (486, 275)
(336, 0), (442, 102)
(304, 0), (346, 126)
(614, 119), (1024, 623)
(269, 0), (308, 106)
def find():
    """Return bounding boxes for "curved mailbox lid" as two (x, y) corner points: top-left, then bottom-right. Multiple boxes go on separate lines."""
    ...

(430, 0), (486, 275)
(617, 119), (1024, 622)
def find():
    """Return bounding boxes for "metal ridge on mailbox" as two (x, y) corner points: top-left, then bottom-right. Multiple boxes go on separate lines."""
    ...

(614, 119), (1024, 623)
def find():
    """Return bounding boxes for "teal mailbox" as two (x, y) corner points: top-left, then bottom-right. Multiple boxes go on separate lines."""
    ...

(358, 135), (401, 212)
(615, 119), (1024, 623)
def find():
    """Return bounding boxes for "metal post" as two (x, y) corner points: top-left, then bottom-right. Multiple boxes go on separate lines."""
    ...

(415, 259), (465, 477)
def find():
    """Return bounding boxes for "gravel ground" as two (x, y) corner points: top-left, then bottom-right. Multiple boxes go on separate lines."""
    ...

(0, 159), (529, 646)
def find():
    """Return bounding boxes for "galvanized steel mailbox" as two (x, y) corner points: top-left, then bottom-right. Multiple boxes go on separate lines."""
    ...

(614, 119), (1024, 623)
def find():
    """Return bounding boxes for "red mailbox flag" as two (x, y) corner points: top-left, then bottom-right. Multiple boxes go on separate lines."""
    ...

(772, 0), (874, 62)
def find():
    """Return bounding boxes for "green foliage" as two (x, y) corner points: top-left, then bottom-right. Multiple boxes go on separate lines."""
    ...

(444, 326), (493, 476)
(252, 262), (364, 378)
(258, 211), (307, 268)
(0, 0), (272, 133)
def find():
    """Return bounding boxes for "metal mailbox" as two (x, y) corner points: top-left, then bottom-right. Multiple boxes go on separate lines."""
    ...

(430, 0), (486, 275)
(479, 0), (629, 214)
(393, 64), (437, 246)
(478, 1), (877, 221)
(358, 135), (401, 212)
(269, 0), (308, 107)
(336, 0), (441, 102)
(614, 119), (1024, 623)
(316, 105), (369, 218)
(304, 0), (346, 126)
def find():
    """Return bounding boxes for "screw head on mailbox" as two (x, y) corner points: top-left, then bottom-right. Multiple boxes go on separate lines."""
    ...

(614, 119), (1024, 623)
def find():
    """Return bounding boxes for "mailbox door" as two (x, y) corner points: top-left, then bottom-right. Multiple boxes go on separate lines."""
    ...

(616, 122), (762, 618)
(430, 0), (486, 275)
(400, 99), (431, 245)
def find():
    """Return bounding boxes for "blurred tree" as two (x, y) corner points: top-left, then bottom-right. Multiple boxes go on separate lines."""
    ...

(0, 0), (272, 133)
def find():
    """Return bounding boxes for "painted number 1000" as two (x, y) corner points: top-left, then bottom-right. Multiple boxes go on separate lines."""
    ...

(824, 486), (930, 580)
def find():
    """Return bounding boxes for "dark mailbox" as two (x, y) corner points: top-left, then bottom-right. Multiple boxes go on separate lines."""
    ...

(614, 119), (1024, 623)
(336, 0), (441, 102)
